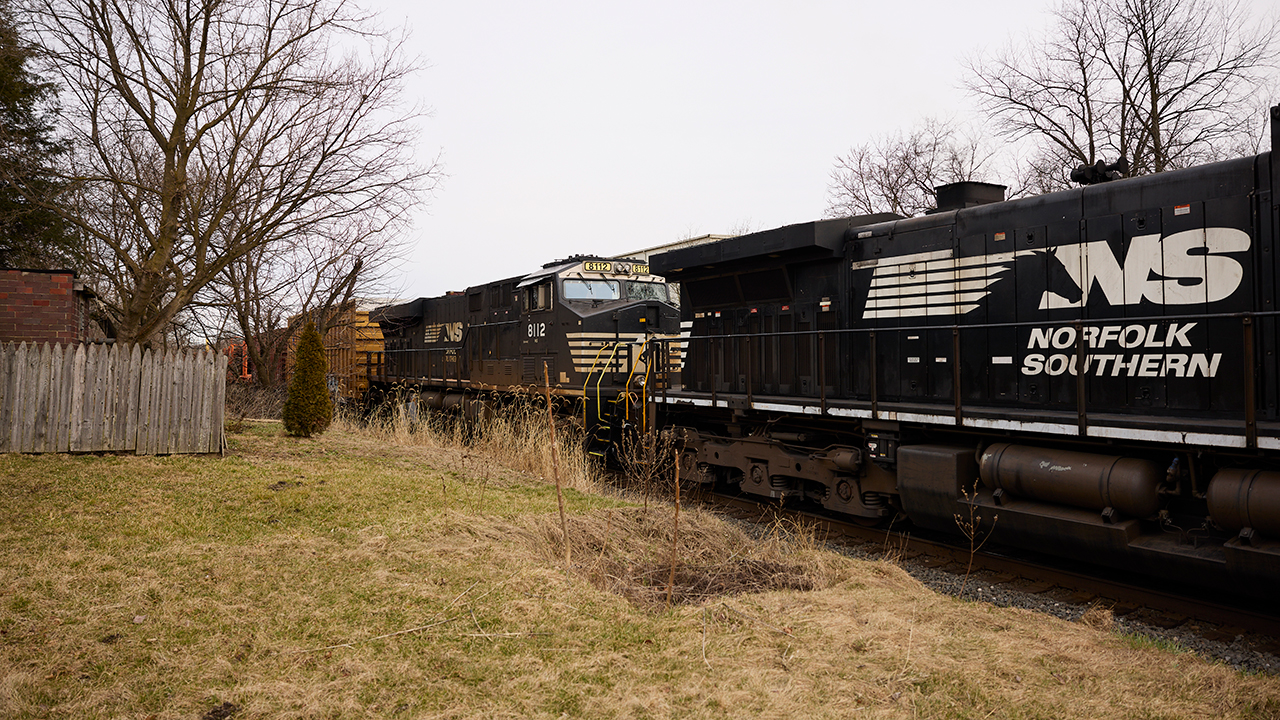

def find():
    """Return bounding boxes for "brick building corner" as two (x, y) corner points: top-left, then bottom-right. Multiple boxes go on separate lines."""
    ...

(0, 269), (108, 346)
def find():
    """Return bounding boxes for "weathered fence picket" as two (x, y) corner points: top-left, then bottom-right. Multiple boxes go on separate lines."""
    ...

(137, 348), (153, 454)
(0, 342), (226, 455)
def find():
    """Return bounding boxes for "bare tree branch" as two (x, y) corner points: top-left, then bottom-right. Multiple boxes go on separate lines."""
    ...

(25, 0), (439, 345)
(824, 118), (996, 218)
(967, 0), (1277, 185)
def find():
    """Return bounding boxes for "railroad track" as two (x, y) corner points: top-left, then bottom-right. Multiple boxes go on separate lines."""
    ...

(699, 488), (1280, 651)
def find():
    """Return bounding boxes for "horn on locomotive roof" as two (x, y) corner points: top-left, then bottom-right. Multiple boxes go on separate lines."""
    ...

(541, 254), (621, 268)
(1071, 156), (1129, 185)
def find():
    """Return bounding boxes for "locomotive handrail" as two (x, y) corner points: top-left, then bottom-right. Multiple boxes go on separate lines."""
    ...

(669, 309), (1272, 449)
(466, 320), (521, 329)
(582, 342), (614, 427)
(364, 308), (1271, 449)
(592, 342), (624, 423)
(369, 346), (465, 386)
(641, 344), (655, 431)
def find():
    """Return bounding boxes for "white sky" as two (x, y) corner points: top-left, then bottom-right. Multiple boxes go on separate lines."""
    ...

(365, 0), (1267, 300)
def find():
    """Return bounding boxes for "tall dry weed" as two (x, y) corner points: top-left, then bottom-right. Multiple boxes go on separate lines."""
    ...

(334, 392), (601, 493)
(615, 428), (678, 509)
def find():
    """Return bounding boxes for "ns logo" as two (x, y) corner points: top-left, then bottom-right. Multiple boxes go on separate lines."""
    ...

(425, 321), (464, 343)
(1037, 228), (1251, 309)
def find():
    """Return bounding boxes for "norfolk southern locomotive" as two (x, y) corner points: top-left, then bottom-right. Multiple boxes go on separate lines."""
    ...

(367, 256), (680, 456)
(648, 107), (1280, 596)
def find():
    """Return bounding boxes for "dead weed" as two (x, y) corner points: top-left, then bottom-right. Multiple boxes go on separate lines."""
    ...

(607, 559), (816, 607)
(1080, 602), (1115, 630)
(518, 506), (843, 609)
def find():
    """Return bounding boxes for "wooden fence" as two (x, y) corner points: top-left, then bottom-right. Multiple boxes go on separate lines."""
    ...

(0, 342), (227, 455)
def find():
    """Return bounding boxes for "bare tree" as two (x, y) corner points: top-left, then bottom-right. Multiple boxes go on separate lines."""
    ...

(200, 215), (406, 386)
(1105, 0), (1276, 172)
(25, 0), (437, 345)
(969, 0), (1277, 186)
(965, 0), (1113, 191)
(824, 118), (995, 218)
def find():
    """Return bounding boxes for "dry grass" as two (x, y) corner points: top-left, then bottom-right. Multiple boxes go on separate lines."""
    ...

(340, 393), (601, 493)
(1, 415), (1278, 719)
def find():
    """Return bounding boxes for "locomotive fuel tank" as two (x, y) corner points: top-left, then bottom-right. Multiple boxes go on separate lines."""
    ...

(978, 443), (1163, 519)
(1207, 469), (1280, 538)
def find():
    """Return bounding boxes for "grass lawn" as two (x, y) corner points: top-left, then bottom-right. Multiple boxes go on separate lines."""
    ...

(1, 419), (1278, 719)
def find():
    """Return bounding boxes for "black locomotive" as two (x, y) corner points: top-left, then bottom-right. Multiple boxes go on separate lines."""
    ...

(648, 107), (1280, 597)
(368, 256), (681, 455)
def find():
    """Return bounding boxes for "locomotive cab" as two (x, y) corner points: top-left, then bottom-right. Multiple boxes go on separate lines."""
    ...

(517, 257), (680, 455)
(515, 257), (679, 390)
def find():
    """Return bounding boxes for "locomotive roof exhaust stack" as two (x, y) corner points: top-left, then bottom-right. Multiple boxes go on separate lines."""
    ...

(931, 181), (1006, 213)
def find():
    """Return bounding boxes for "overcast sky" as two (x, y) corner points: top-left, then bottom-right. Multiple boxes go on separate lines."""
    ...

(366, 0), (1268, 301)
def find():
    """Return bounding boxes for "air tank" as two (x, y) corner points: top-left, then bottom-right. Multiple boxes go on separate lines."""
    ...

(1206, 469), (1280, 537)
(979, 443), (1162, 518)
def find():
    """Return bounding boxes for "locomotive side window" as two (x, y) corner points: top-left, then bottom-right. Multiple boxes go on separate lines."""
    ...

(624, 281), (669, 302)
(563, 279), (620, 300)
(525, 281), (553, 311)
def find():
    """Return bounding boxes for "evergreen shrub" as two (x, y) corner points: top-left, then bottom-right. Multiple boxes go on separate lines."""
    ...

(283, 321), (333, 437)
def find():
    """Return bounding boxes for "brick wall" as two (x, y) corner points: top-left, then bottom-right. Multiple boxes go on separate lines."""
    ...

(0, 269), (88, 346)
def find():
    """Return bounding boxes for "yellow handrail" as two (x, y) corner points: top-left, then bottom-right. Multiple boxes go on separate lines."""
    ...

(582, 341), (618, 427)
(593, 342), (623, 422)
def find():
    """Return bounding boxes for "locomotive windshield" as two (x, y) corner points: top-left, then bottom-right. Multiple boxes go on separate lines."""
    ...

(562, 279), (621, 300)
(625, 281), (669, 302)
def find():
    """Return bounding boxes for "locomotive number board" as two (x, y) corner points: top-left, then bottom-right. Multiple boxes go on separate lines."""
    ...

(582, 261), (651, 275)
